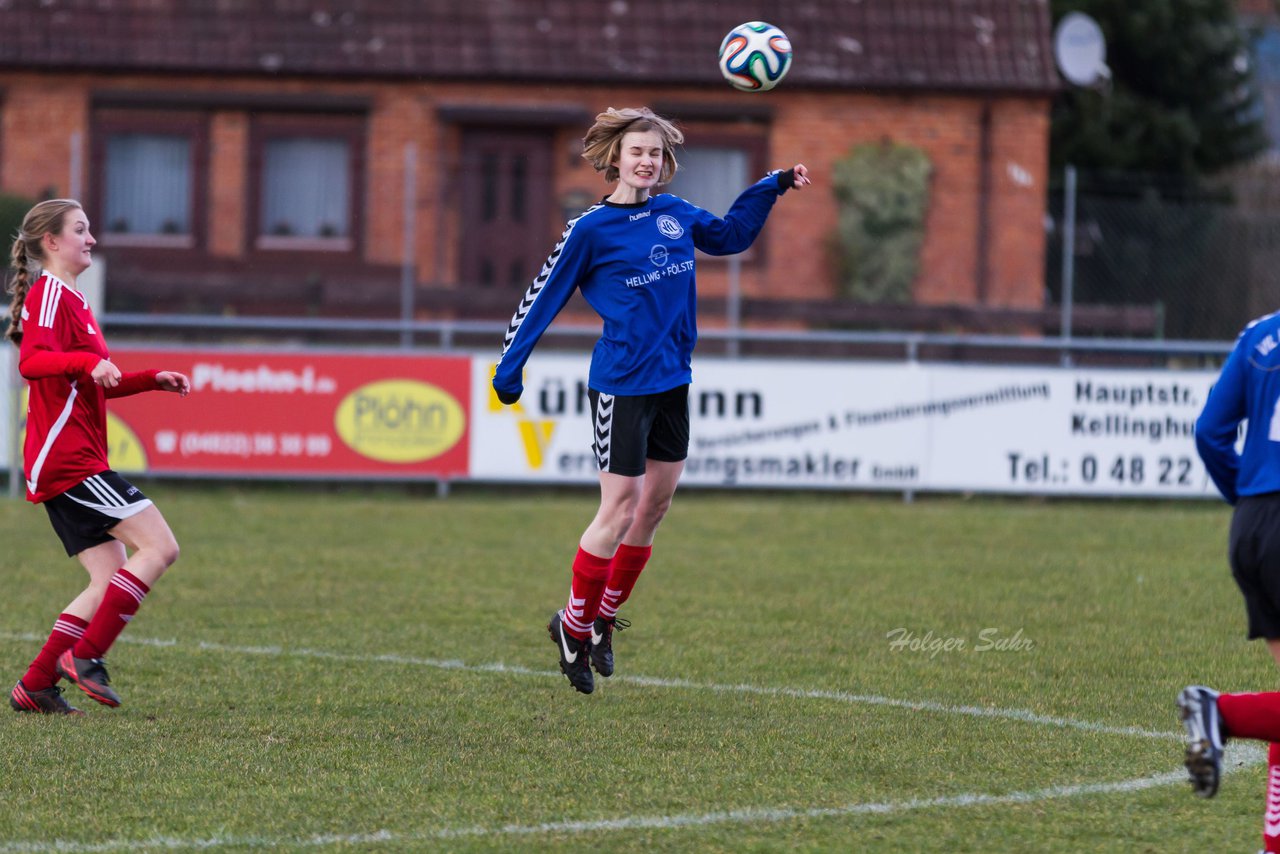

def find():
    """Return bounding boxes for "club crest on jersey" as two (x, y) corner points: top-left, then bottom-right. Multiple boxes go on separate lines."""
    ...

(649, 245), (670, 267)
(656, 214), (684, 239)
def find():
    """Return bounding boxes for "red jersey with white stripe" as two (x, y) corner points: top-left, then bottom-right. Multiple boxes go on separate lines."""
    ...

(19, 273), (156, 503)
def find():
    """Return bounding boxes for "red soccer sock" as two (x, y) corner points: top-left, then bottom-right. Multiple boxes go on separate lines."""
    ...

(21, 613), (89, 690)
(1267, 743), (1280, 854)
(598, 543), (652, 621)
(562, 547), (611, 640)
(1219, 692), (1280, 742)
(74, 569), (150, 660)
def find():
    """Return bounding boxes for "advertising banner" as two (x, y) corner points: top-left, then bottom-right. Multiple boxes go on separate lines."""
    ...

(469, 355), (1223, 498)
(924, 364), (1213, 496)
(103, 348), (471, 479)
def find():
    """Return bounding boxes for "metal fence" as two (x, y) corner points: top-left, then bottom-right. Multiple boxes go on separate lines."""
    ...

(92, 312), (1232, 367)
(1047, 164), (1280, 342)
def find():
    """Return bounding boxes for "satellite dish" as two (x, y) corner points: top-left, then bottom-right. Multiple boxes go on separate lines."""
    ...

(1054, 12), (1110, 87)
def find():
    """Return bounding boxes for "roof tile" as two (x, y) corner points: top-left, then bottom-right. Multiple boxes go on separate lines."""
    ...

(0, 0), (1058, 93)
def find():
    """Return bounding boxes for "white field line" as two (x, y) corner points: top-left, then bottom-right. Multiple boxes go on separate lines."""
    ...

(0, 631), (1178, 740)
(0, 745), (1265, 853)
(0, 631), (1258, 851)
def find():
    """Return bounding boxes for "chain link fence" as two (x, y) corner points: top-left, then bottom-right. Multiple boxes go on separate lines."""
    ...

(1046, 163), (1280, 341)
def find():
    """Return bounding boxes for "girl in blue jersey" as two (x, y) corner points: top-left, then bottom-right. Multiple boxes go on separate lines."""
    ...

(492, 106), (809, 694)
(1180, 310), (1280, 851)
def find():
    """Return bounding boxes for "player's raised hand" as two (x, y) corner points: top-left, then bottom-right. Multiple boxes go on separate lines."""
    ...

(91, 358), (121, 388)
(791, 163), (811, 188)
(156, 371), (191, 397)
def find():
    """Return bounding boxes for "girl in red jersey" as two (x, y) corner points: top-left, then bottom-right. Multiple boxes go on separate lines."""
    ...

(5, 199), (190, 715)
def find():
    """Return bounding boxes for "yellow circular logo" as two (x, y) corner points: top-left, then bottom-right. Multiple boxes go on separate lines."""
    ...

(334, 379), (465, 463)
(107, 412), (148, 472)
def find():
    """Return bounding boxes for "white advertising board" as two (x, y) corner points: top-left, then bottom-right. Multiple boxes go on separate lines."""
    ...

(920, 364), (1214, 496)
(470, 355), (1224, 498)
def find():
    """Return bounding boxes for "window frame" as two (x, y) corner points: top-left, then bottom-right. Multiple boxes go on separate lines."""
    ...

(89, 110), (208, 251)
(247, 114), (364, 256)
(667, 128), (770, 264)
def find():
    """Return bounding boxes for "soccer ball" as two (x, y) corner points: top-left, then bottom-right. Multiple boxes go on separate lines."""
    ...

(717, 21), (792, 92)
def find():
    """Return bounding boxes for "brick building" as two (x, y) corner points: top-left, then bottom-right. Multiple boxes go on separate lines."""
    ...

(0, 0), (1058, 330)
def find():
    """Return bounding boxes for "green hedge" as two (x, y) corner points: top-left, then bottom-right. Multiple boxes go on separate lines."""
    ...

(830, 142), (932, 304)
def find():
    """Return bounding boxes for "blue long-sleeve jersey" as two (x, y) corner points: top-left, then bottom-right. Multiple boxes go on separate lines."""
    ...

(1196, 311), (1280, 504)
(493, 171), (789, 398)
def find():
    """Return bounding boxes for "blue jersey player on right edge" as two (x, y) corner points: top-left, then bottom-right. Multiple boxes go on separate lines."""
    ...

(492, 106), (810, 695)
(1181, 310), (1280, 853)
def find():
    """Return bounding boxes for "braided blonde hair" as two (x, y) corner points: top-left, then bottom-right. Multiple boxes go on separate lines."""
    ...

(6, 199), (82, 346)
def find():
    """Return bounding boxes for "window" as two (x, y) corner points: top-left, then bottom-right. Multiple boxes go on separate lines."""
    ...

(103, 134), (193, 244)
(90, 109), (206, 250)
(668, 146), (749, 217)
(664, 131), (766, 261)
(260, 138), (351, 245)
(250, 116), (363, 253)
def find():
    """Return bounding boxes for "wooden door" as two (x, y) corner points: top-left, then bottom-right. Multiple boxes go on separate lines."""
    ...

(459, 128), (553, 289)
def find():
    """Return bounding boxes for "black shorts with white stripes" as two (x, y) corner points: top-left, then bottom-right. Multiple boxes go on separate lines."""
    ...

(589, 385), (689, 477)
(43, 470), (153, 556)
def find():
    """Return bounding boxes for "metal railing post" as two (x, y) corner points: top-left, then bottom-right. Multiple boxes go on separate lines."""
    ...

(400, 142), (418, 349)
(1060, 165), (1077, 367)
(727, 253), (741, 358)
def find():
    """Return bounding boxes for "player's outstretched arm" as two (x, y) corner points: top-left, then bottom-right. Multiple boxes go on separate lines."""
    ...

(105, 368), (189, 399)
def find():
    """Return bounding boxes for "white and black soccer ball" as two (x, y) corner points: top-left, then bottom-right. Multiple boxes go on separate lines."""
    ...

(717, 21), (793, 93)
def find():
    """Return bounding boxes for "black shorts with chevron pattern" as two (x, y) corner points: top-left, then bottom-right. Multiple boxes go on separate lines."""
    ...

(588, 385), (689, 477)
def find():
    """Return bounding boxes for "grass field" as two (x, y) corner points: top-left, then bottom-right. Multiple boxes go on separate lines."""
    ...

(0, 485), (1274, 852)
